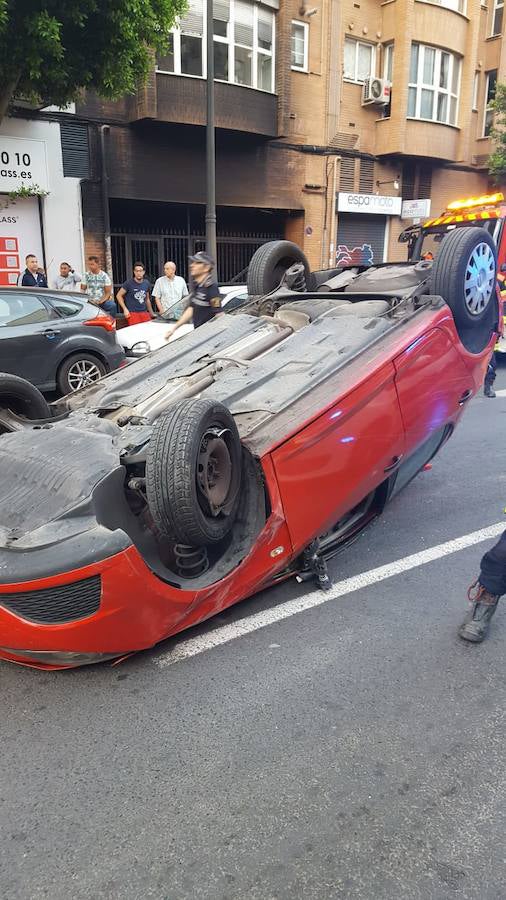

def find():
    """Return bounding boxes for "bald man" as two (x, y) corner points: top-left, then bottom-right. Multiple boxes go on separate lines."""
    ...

(152, 261), (188, 320)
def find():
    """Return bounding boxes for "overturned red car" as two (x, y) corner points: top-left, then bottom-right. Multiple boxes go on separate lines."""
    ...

(0, 227), (499, 669)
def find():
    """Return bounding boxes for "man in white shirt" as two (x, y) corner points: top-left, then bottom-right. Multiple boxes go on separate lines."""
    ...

(152, 261), (188, 320)
(52, 262), (82, 291)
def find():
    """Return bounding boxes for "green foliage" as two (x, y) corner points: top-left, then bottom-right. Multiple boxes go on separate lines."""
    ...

(488, 83), (506, 183)
(0, 0), (187, 113)
(8, 183), (48, 201)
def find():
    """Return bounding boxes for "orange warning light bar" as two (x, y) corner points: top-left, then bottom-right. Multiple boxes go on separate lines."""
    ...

(423, 208), (502, 228)
(446, 192), (504, 211)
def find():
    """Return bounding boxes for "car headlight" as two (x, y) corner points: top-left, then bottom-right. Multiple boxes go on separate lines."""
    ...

(130, 341), (150, 355)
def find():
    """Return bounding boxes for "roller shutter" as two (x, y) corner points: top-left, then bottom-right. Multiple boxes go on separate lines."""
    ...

(336, 213), (386, 266)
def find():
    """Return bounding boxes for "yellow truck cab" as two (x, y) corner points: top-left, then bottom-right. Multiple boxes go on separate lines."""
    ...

(400, 192), (506, 351)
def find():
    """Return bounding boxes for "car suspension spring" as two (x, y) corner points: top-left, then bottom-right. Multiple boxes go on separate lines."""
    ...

(174, 544), (209, 578)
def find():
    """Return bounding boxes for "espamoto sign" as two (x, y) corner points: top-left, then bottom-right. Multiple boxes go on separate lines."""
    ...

(0, 135), (49, 193)
(337, 192), (402, 216)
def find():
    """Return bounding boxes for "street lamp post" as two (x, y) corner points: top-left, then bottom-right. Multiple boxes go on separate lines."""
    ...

(206, 0), (217, 272)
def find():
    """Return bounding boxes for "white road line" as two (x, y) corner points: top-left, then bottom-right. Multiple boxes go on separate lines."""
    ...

(493, 389), (506, 397)
(154, 521), (505, 668)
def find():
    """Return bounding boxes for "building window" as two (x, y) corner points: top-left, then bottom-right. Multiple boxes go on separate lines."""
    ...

(156, 0), (275, 93)
(484, 70), (497, 137)
(381, 43), (393, 118)
(343, 38), (375, 84)
(181, 0), (204, 76)
(407, 43), (461, 126)
(258, 6), (274, 90)
(213, 0), (230, 81)
(383, 43), (394, 82)
(291, 21), (309, 71)
(472, 72), (479, 111)
(491, 0), (504, 35)
(422, 0), (466, 12)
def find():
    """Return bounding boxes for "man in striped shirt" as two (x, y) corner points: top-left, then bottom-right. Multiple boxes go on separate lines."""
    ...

(152, 261), (188, 320)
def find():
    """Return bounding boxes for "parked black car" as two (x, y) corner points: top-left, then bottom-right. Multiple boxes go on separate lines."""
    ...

(0, 288), (125, 394)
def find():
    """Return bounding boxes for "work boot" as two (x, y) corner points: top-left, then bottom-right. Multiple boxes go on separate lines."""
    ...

(459, 581), (499, 643)
(484, 384), (496, 398)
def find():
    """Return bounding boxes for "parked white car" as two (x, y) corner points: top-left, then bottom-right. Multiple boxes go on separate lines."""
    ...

(117, 285), (249, 357)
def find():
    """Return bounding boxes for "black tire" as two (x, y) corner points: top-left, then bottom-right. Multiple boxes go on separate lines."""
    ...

(247, 240), (317, 295)
(146, 398), (242, 547)
(431, 227), (497, 329)
(0, 372), (51, 420)
(57, 353), (107, 395)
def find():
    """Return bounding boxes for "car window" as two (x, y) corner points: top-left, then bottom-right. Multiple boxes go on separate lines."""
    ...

(224, 293), (249, 312)
(49, 297), (83, 317)
(0, 293), (52, 327)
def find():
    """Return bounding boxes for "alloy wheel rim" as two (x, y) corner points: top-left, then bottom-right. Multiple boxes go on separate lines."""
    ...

(67, 360), (102, 391)
(464, 243), (496, 316)
(197, 432), (233, 516)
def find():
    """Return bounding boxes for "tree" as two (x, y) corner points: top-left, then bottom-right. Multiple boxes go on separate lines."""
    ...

(488, 83), (506, 183)
(0, 0), (187, 122)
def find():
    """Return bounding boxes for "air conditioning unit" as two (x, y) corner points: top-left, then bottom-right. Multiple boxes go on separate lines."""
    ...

(362, 77), (391, 106)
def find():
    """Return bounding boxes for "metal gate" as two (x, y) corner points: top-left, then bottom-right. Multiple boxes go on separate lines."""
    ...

(111, 229), (281, 288)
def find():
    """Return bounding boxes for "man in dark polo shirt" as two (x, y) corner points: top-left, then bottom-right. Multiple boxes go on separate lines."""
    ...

(19, 254), (48, 288)
(165, 251), (222, 339)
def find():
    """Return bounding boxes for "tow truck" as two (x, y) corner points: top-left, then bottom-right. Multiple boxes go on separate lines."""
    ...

(400, 191), (506, 351)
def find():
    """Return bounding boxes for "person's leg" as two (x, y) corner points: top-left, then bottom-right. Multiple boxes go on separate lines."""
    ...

(484, 351), (497, 398)
(459, 530), (506, 642)
(101, 300), (117, 316)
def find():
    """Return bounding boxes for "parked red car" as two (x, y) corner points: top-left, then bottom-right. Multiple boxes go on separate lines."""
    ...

(0, 227), (499, 669)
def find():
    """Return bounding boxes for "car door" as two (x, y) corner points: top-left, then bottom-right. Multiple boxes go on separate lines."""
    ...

(392, 327), (475, 494)
(0, 292), (61, 388)
(271, 362), (405, 552)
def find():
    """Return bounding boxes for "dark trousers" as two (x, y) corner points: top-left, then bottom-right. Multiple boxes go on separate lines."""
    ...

(485, 352), (497, 388)
(480, 530), (506, 595)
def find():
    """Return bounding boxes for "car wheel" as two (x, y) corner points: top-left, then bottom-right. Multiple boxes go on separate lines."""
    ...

(431, 227), (497, 329)
(0, 373), (51, 433)
(247, 241), (317, 295)
(57, 354), (107, 395)
(146, 398), (242, 547)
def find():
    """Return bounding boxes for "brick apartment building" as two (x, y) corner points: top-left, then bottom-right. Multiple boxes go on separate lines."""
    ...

(10, 0), (503, 284)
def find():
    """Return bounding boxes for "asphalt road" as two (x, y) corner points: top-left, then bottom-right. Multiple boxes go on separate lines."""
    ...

(2, 368), (506, 900)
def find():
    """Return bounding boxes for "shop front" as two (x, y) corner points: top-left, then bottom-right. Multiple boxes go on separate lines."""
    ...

(0, 118), (84, 287)
(336, 192), (402, 266)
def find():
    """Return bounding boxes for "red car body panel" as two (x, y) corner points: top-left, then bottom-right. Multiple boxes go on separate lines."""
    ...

(0, 299), (498, 669)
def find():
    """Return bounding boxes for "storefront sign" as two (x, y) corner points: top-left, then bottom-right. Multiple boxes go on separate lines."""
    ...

(401, 199), (431, 220)
(337, 192), (402, 216)
(0, 135), (49, 193)
(0, 197), (43, 285)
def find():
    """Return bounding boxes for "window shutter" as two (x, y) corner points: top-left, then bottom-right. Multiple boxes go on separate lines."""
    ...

(234, 1), (254, 46)
(60, 122), (90, 179)
(418, 166), (432, 200)
(180, 0), (204, 36)
(258, 8), (273, 50)
(339, 157), (356, 191)
(214, 0), (229, 22)
(359, 159), (374, 193)
(402, 163), (415, 200)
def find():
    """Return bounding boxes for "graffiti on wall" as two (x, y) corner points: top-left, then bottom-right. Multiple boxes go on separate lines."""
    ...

(336, 243), (374, 267)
